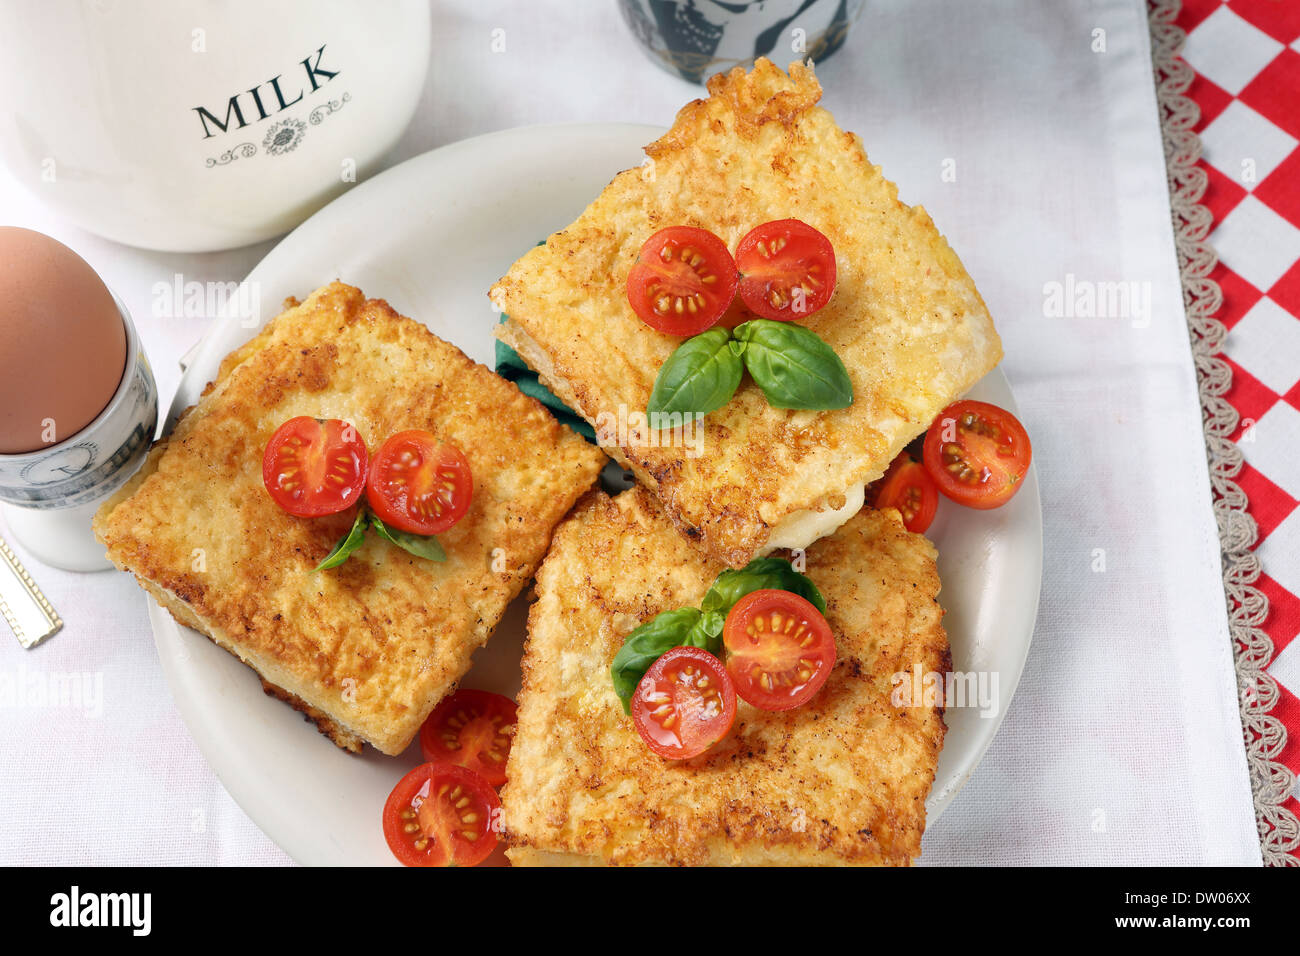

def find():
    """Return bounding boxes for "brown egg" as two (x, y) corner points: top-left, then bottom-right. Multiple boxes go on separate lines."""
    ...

(0, 228), (127, 454)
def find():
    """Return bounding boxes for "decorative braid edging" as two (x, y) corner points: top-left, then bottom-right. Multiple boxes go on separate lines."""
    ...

(1148, 0), (1299, 865)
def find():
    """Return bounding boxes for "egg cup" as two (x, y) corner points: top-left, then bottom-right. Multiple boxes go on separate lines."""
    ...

(0, 294), (157, 571)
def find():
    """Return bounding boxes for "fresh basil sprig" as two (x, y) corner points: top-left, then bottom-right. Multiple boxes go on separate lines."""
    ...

(370, 514), (447, 562)
(314, 507), (370, 571)
(701, 557), (827, 616)
(610, 607), (702, 713)
(646, 327), (744, 417)
(314, 508), (447, 572)
(646, 320), (852, 418)
(608, 557), (822, 712)
(683, 609), (725, 656)
(732, 319), (853, 410)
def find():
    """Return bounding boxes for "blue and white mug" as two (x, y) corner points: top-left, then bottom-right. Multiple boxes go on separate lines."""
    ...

(619, 0), (867, 84)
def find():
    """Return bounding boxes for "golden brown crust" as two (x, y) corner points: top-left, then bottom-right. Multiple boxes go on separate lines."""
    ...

(491, 58), (1001, 567)
(95, 282), (606, 755)
(107, 465), (367, 754)
(259, 679), (363, 754)
(501, 487), (949, 866)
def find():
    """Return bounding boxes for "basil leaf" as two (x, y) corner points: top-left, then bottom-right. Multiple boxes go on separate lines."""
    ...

(610, 607), (702, 713)
(700, 557), (827, 616)
(647, 327), (744, 416)
(682, 609), (725, 656)
(733, 319), (853, 410)
(314, 508), (369, 571)
(370, 515), (447, 562)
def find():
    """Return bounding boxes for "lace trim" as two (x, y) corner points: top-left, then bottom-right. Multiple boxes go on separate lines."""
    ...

(1149, 0), (1299, 865)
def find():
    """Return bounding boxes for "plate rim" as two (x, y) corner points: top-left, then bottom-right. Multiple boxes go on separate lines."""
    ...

(146, 120), (1043, 864)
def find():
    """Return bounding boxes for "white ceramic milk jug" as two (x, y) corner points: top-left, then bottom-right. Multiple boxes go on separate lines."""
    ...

(0, 0), (431, 251)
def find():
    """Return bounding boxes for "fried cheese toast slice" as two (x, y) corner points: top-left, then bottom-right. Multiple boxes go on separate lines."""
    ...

(502, 487), (950, 866)
(492, 58), (1001, 568)
(94, 282), (607, 756)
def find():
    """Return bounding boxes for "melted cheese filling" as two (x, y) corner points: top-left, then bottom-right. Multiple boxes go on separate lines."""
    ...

(762, 484), (866, 553)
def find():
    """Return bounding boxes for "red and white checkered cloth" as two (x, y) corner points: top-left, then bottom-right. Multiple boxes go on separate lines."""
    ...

(1178, 0), (1300, 857)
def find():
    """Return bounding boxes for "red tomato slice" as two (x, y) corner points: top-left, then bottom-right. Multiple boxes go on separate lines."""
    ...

(631, 646), (736, 760)
(262, 417), (368, 517)
(626, 226), (738, 336)
(419, 689), (517, 787)
(366, 431), (473, 535)
(382, 763), (500, 867)
(873, 453), (939, 534)
(735, 219), (837, 320)
(922, 400), (1032, 510)
(722, 589), (836, 711)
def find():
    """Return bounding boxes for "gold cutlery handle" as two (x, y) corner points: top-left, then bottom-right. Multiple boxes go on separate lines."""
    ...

(0, 534), (63, 648)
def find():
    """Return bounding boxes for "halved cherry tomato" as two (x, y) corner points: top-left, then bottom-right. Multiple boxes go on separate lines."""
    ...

(366, 430), (473, 535)
(382, 762), (500, 867)
(626, 226), (738, 336)
(419, 689), (517, 787)
(922, 400), (1032, 510)
(873, 452), (939, 534)
(723, 589), (836, 711)
(262, 416), (368, 517)
(631, 646), (736, 760)
(735, 219), (836, 321)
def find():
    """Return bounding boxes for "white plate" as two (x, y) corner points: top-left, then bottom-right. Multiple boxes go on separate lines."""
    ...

(149, 123), (1043, 866)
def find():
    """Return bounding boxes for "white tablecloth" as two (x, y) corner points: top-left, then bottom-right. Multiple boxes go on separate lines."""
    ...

(0, 0), (1261, 865)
